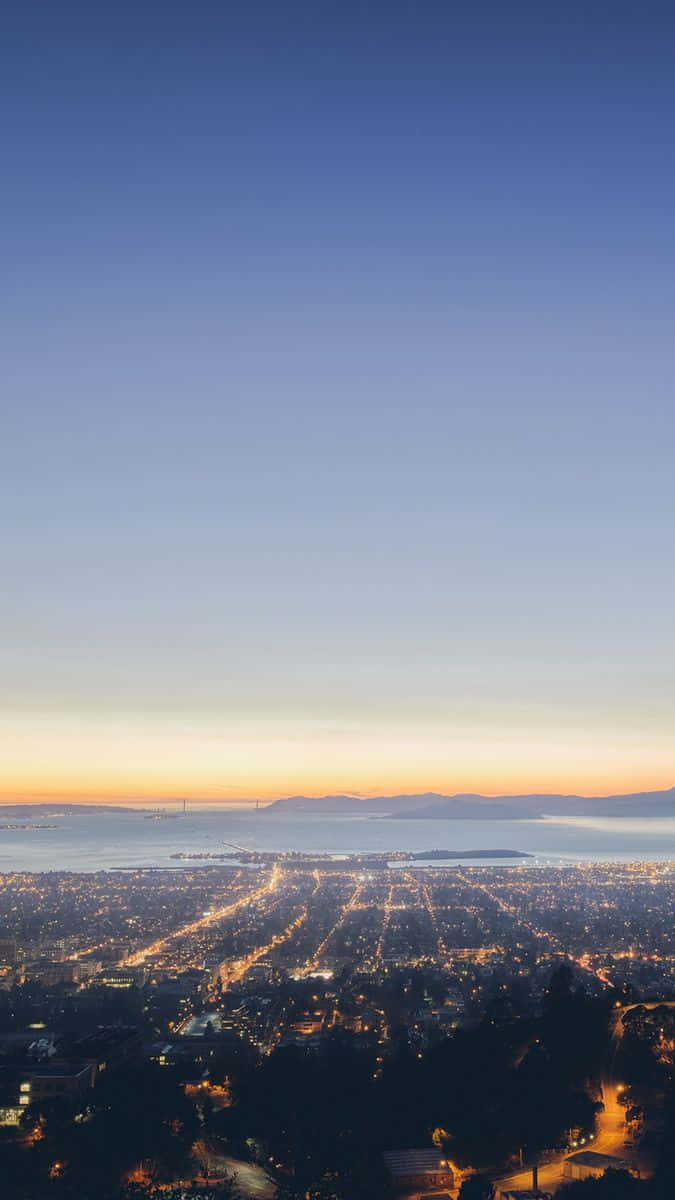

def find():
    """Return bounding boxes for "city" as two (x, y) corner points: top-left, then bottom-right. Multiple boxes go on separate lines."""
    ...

(4, 3), (675, 1199)
(1, 859), (674, 1198)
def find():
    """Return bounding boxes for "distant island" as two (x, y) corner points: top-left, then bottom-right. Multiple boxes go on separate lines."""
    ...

(0, 803), (147, 816)
(0, 822), (60, 830)
(170, 848), (531, 865)
(264, 786), (675, 820)
(171, 844), (530, 864)
(409, 849), (531, 859)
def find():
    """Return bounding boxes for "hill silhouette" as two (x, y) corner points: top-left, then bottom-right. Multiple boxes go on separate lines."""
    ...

(265, 787), (675, 819)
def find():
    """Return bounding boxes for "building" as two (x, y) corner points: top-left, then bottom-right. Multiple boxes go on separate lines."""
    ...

(383, 1149), (454, 1193)
(56, 1025), (142, 1079)
(147, 1041), (175, 1066)
(0, 1062), (94, 1122)
(97, 966), (147, 988)
(563, 1151), (633, 1181)
(0, 935), (17, 965)
(18, 1063), (94, 1105)
(30, 961), (82, 987)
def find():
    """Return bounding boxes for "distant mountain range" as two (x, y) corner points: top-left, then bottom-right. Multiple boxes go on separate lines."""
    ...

(264, 787), (675, 820)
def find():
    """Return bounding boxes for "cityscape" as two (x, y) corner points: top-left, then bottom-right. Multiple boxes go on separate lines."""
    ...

(4, 3), (675, 1199)
(1, 855), (674, 1197)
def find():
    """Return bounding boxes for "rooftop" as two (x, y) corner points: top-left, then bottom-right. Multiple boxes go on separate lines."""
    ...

(383, 1149), (451, 1177)
(6, 1062), (92, 1079)
(566, 1151), (628, 1169)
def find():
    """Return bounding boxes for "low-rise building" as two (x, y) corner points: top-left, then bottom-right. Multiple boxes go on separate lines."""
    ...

(56, 1025), (142, 1079)
(0, 1061), (94, 1121)
(0, 935), (17, 965)
(563, 1151), (632, 1181)
(96, 966), (147, 988)
(383, 1148), (454, 1193)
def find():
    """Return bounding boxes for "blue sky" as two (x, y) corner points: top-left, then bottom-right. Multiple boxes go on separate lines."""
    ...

(2, 2), (674, 801)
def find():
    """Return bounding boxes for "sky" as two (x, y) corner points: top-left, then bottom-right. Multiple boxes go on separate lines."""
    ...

(2, 2), (675, 805)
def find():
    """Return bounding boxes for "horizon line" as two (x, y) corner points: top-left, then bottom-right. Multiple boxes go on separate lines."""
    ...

(2, 780), (674, 810)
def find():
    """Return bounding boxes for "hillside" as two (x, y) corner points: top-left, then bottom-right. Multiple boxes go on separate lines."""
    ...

(264, 787), (675, 819)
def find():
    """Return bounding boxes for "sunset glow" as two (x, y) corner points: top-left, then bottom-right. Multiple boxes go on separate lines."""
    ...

(2, 712), (674, 805)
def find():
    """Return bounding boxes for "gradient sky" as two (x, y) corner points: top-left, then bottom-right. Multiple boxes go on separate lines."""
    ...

(2, 3), (675, 804)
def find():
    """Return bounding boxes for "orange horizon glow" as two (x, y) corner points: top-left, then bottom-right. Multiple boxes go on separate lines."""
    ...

(2, 712), (674, 808)
(2, 772), (674, 809)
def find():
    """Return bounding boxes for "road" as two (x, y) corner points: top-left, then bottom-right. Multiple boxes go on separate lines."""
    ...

(119, 864), (281, 966)
(215, 905), (308, 990)
(494, 1001), (667, 1196)
(612, 999), (675, 1039)
(494, 1079), (627, 1197)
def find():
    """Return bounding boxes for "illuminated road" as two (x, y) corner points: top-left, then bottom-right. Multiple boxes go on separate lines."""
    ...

(416, 874), (451, 964)
(119, 864), (281, 966)
(608, 999), (675, 1082)
(612, 999), (675, 1038)
(216, 904), (308, 990)
(574, 952), (615, 988)
(495, 1078), (627, 1197)
(67, 940), (109, 961)
(455, 870), (563, 955)
(494, 1004), (665, 1196)
(455, 874), (622, 992)
(303, 878), (363, 973)
(373, 882), (395, 967)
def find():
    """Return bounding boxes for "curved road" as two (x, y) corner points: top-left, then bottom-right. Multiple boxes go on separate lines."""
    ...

(492, 1002), (675, 1196)
(493, 1078), (626, 1197)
